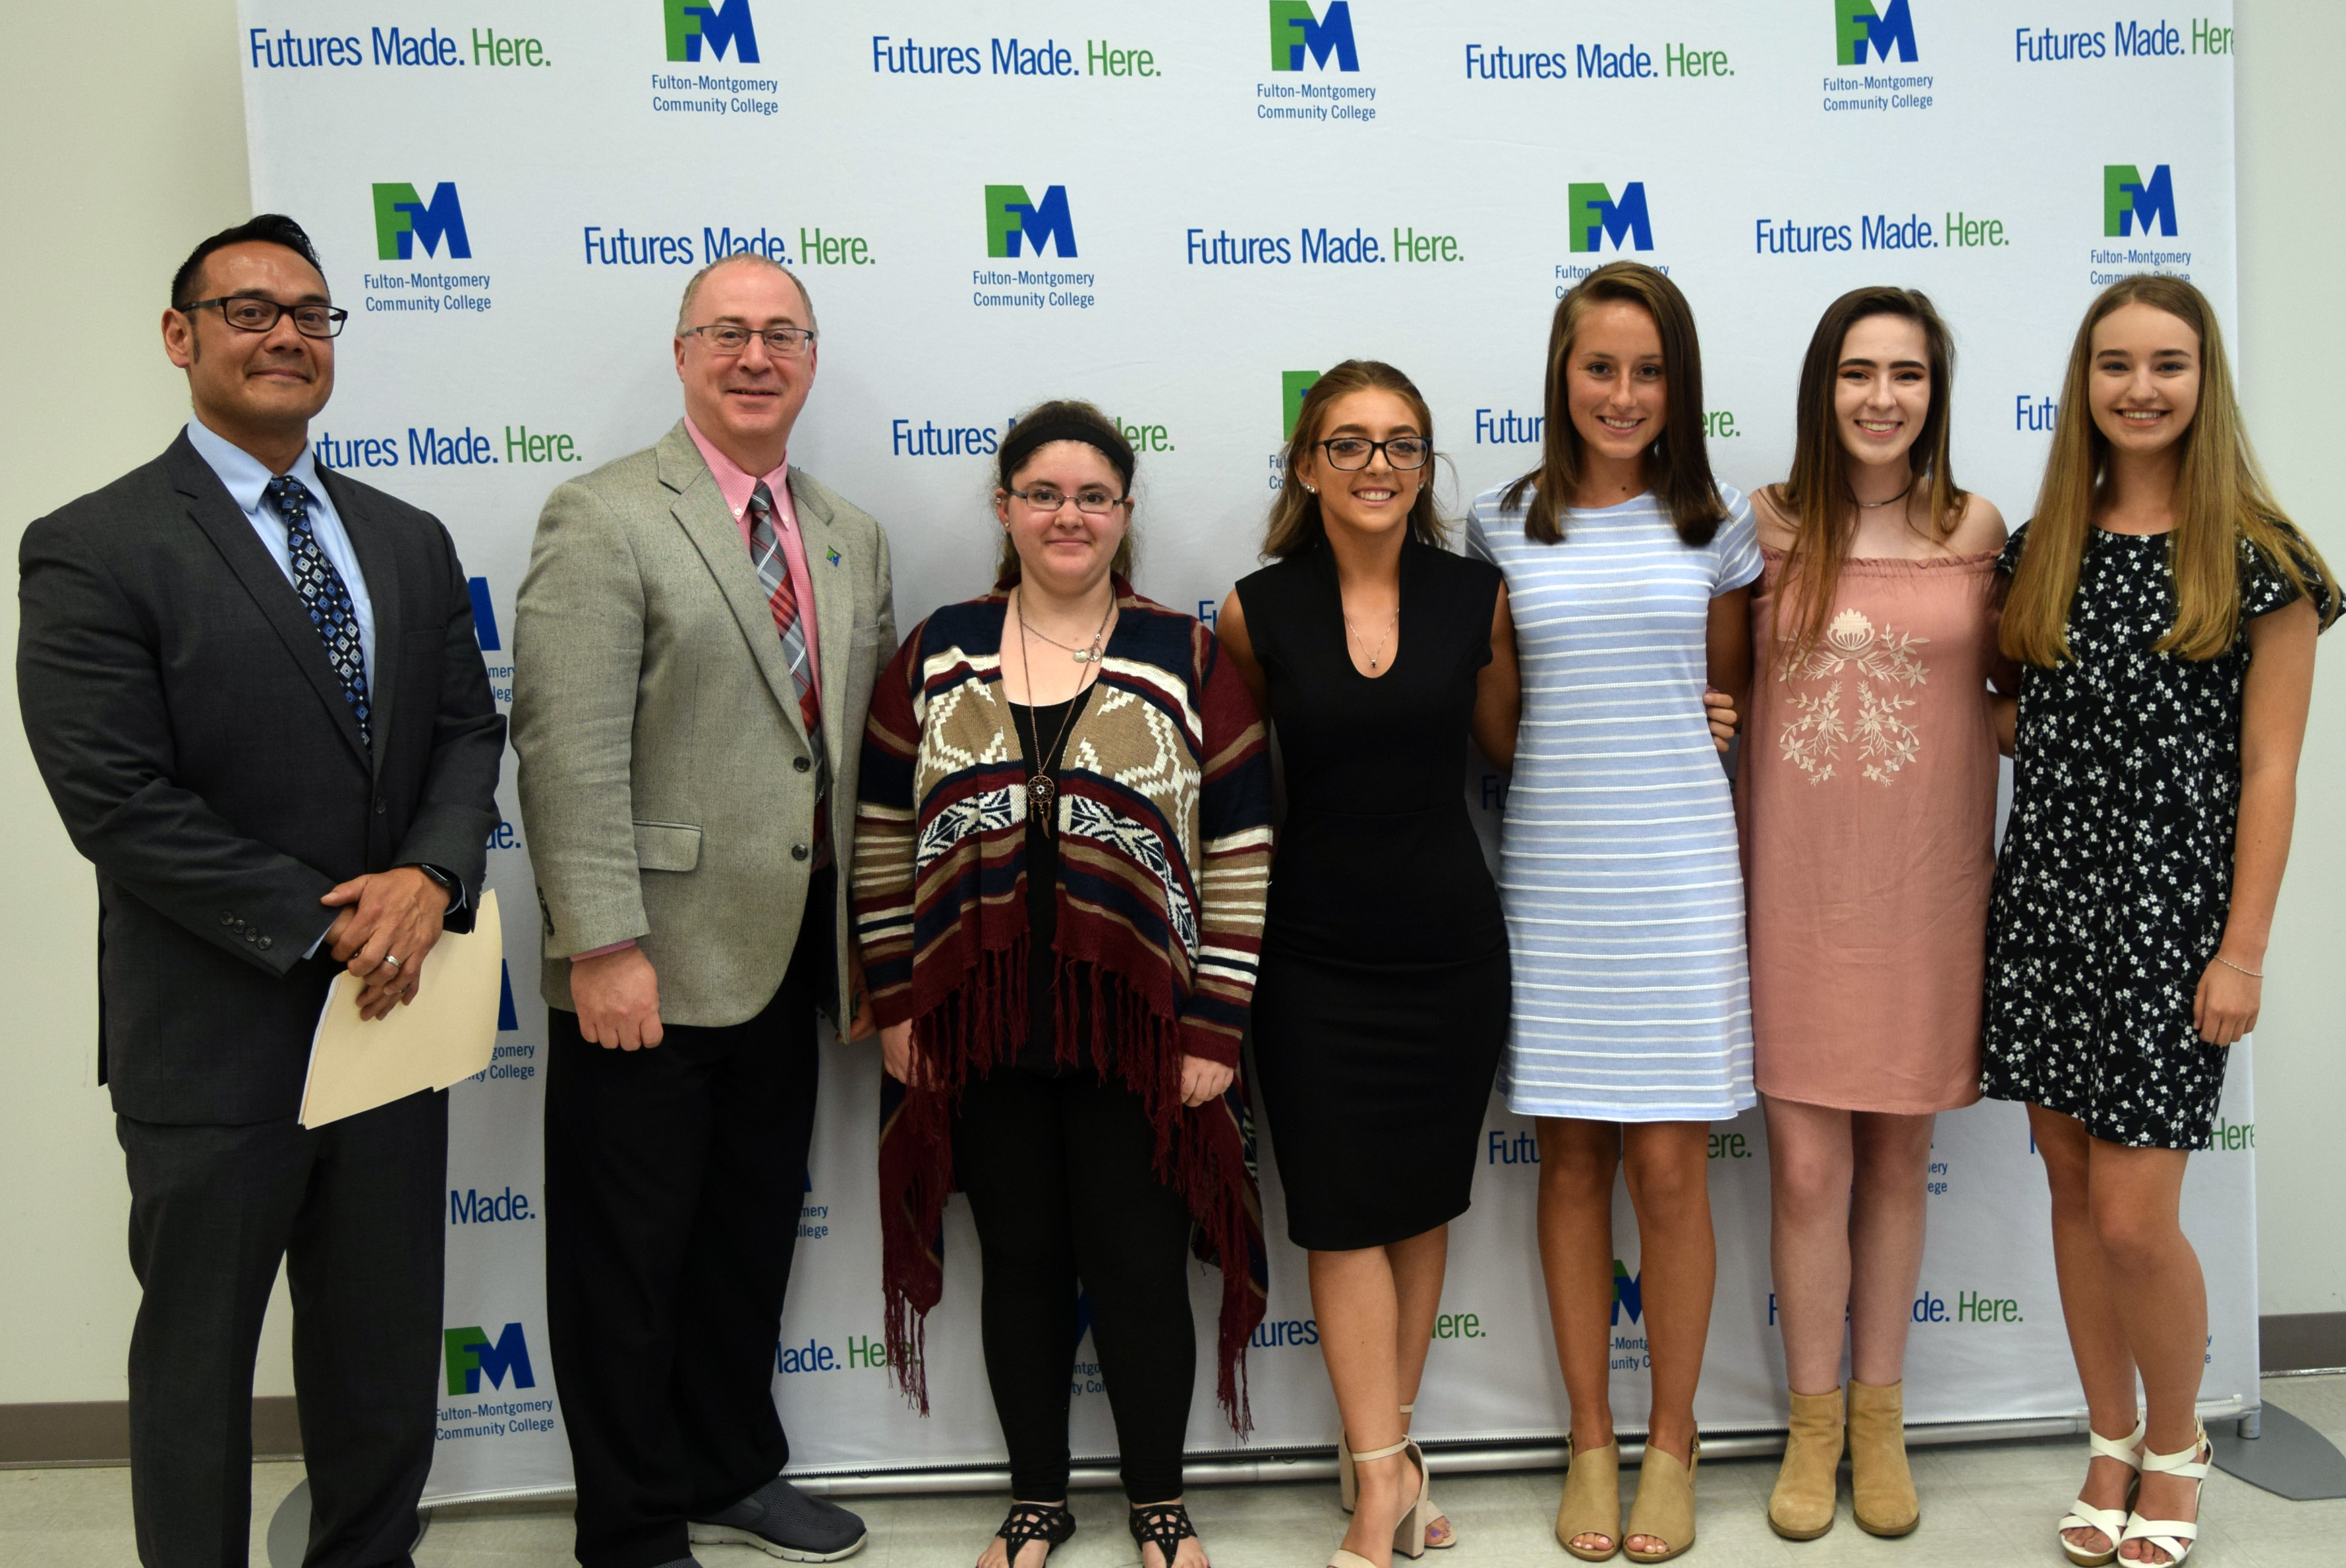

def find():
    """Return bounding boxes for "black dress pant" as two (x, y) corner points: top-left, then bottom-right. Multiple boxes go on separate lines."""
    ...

(117, 1088), (447, 1568)
(952, 1067), (1197, 1504)
(544, 879), (829, 1568)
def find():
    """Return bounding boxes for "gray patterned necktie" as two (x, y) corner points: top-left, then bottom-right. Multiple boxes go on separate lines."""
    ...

(266, 475), (370, 747)
(748, 481), (829, 862)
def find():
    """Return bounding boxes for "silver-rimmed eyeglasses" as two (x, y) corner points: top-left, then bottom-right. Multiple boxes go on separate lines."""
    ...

(1004, 486), (1130, 517)
(679, 323), (817, 357)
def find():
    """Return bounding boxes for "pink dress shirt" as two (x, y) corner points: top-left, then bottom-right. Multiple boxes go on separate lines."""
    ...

(572, 420), (827, 963)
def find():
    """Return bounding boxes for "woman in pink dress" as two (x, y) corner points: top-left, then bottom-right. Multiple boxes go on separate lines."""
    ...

(1739, 287), (2014, 1542)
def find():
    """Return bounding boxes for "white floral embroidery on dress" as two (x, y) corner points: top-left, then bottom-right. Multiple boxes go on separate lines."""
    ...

(1777, 609), (1930, 787)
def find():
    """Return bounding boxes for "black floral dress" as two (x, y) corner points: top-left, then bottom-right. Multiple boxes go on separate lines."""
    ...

(1982, 522), (2332, 1149)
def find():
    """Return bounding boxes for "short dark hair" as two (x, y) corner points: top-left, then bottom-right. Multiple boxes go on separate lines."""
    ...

(170, 214), (328, 309)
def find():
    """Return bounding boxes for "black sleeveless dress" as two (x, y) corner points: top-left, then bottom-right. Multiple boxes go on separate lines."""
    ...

(1238, 538), (1510, 1250)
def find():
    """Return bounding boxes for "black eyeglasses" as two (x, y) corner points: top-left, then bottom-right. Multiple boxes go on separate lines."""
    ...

(1005, 486), (1129, 517)
(180, 296), (348, 339)
(1317, 435), (1431, 470)
(679, 323), (817, 357)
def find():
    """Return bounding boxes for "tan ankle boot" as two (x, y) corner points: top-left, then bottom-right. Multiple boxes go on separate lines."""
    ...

(1846, 1379), (1920, 1536)
(1767, 1387), (1843, 1540)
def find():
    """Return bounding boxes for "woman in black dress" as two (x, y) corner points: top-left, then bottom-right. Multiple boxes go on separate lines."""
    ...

(1988, 278), (2332, 1568)
(1216, 361), (1520, 1568)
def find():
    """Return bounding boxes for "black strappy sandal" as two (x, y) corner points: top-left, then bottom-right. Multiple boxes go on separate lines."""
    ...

(1130, 1500), (1203, 1567)
(994, 1500), (1076, 1564)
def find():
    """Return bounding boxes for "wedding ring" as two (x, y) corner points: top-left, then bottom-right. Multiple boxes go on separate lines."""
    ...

(382, 954), (403, 970)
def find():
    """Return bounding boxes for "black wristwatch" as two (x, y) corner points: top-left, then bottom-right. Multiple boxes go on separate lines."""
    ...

(413, 863), (460, 897)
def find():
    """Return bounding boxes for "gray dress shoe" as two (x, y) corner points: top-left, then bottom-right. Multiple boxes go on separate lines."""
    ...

(690, 1476), (868, 1562)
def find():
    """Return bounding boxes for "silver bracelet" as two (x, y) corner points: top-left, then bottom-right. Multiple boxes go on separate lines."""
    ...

(2214, 954), (2264, 980)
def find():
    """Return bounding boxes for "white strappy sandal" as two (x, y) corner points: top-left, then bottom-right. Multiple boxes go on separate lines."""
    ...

(2117, 1426), (2212, 1567)
(2059, 1418), (2144, 1567)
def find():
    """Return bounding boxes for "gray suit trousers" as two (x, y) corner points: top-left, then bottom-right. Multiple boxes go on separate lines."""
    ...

(117, 1091), (445, 1568)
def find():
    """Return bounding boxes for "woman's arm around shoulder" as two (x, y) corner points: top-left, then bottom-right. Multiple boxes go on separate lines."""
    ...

(1471, 582), (1522, 771)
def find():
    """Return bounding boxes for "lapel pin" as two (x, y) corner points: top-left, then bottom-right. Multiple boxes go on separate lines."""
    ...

(826, 547), (842, 567)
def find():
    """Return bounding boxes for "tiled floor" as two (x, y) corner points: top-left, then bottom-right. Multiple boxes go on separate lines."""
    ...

(6, 1376), (2345, 1566)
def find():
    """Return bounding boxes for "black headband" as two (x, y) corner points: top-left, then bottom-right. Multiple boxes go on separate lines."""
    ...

(999, 415), (1133, 490)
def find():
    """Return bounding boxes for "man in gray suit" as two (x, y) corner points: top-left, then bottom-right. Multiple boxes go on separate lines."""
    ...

(18, 214), (503, 1567)
(511, 254), (891, 1568)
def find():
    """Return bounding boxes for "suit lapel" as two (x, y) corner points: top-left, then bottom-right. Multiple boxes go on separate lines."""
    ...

(165, 436), (370, 766)
(320, 468), (400, 775)
(656, 424), (807, 743)
(787, 470), (853, 760)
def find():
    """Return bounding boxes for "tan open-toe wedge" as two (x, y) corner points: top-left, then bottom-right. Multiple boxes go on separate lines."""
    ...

(1555, 1435), (1622, 1562)
(1622, 1434), (1700, 1564)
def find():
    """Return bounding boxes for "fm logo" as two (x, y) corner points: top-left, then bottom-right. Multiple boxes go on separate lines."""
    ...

(1269, 1), (1358, 72)
(985, 184), (1077, 259)
(372, 182), (472, 261)
(2104, 164), (2178, 237)
(664, 0), (758, 63)
(1612, 1260), (1643, 1326)
(1281, 370), (1322, 439)
(444, 1322), (536, 1394)
(1835, 0), (1918, 65)
(1568, 182), (1653, 254)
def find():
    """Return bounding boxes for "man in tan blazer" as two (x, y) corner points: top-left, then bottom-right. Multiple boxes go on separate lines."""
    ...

(512, 253), (892, 1568)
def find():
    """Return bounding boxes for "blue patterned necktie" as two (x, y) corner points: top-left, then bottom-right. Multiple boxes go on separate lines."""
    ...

(266, 475), (371, 747)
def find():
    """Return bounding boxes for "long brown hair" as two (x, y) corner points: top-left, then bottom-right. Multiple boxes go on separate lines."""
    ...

(1501, 260), (1726, 546)
(2003, 275), (2335, 665)
(1767, 287), (1968, 666)
(1261, 359), (1448, 561)
(992, 399), (1137, 586)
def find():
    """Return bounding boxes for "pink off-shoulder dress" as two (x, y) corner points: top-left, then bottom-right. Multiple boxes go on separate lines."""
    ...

(1738, 549), (2014, 1113)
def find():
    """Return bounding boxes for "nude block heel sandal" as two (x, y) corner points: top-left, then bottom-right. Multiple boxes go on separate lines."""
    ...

(2058, 1418), (2145, 1567)
(1329, 1438), (1434, 1568)
(2117, 1426), (2211, 1567)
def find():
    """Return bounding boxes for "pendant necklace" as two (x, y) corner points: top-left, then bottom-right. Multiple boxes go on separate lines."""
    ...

(1013, 588), (1112, 824)
(1344, 605), (1399, 673)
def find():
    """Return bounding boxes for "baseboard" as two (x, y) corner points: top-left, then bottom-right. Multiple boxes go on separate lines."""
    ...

(2263, 1311), (2346, 1374)
(0, 1397), (301, 1467)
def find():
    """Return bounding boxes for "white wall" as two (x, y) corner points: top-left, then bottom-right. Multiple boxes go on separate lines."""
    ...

(0, 0), (2338, 1410)
(2231, 0), (2346, 1318)
(0, 0), (297, 1405)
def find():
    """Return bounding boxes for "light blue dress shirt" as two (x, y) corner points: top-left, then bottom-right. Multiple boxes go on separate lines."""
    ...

(184, 416), (375, 692)
(183, 418), (460, 955)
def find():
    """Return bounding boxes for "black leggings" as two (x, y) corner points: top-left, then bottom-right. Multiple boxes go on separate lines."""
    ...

(952, 1067), (1197, 1503)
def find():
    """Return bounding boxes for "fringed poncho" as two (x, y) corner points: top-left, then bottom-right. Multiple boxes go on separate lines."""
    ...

(852, 582), (1274, 1429)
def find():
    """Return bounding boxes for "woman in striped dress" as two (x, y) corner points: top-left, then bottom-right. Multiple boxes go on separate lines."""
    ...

(1464, 262), (1756, 1565)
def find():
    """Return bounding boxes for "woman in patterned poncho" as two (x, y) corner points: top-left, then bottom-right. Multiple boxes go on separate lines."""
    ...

(851, 401), (1271, 1568)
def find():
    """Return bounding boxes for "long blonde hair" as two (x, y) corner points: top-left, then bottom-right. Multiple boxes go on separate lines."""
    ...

(2004, 275), (2334, 665)
(1768, 287), (1968, 667)
(1261, 359), (1448, 560)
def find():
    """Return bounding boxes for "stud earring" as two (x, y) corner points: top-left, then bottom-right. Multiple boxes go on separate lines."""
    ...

(1302, 482), (1317, 494)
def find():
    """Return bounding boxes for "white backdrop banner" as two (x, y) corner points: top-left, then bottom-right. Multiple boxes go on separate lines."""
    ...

(233, 0), (2254, 1505)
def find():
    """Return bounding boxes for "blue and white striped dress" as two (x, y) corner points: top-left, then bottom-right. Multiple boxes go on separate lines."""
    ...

(1464, 482), (1763, 1121)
